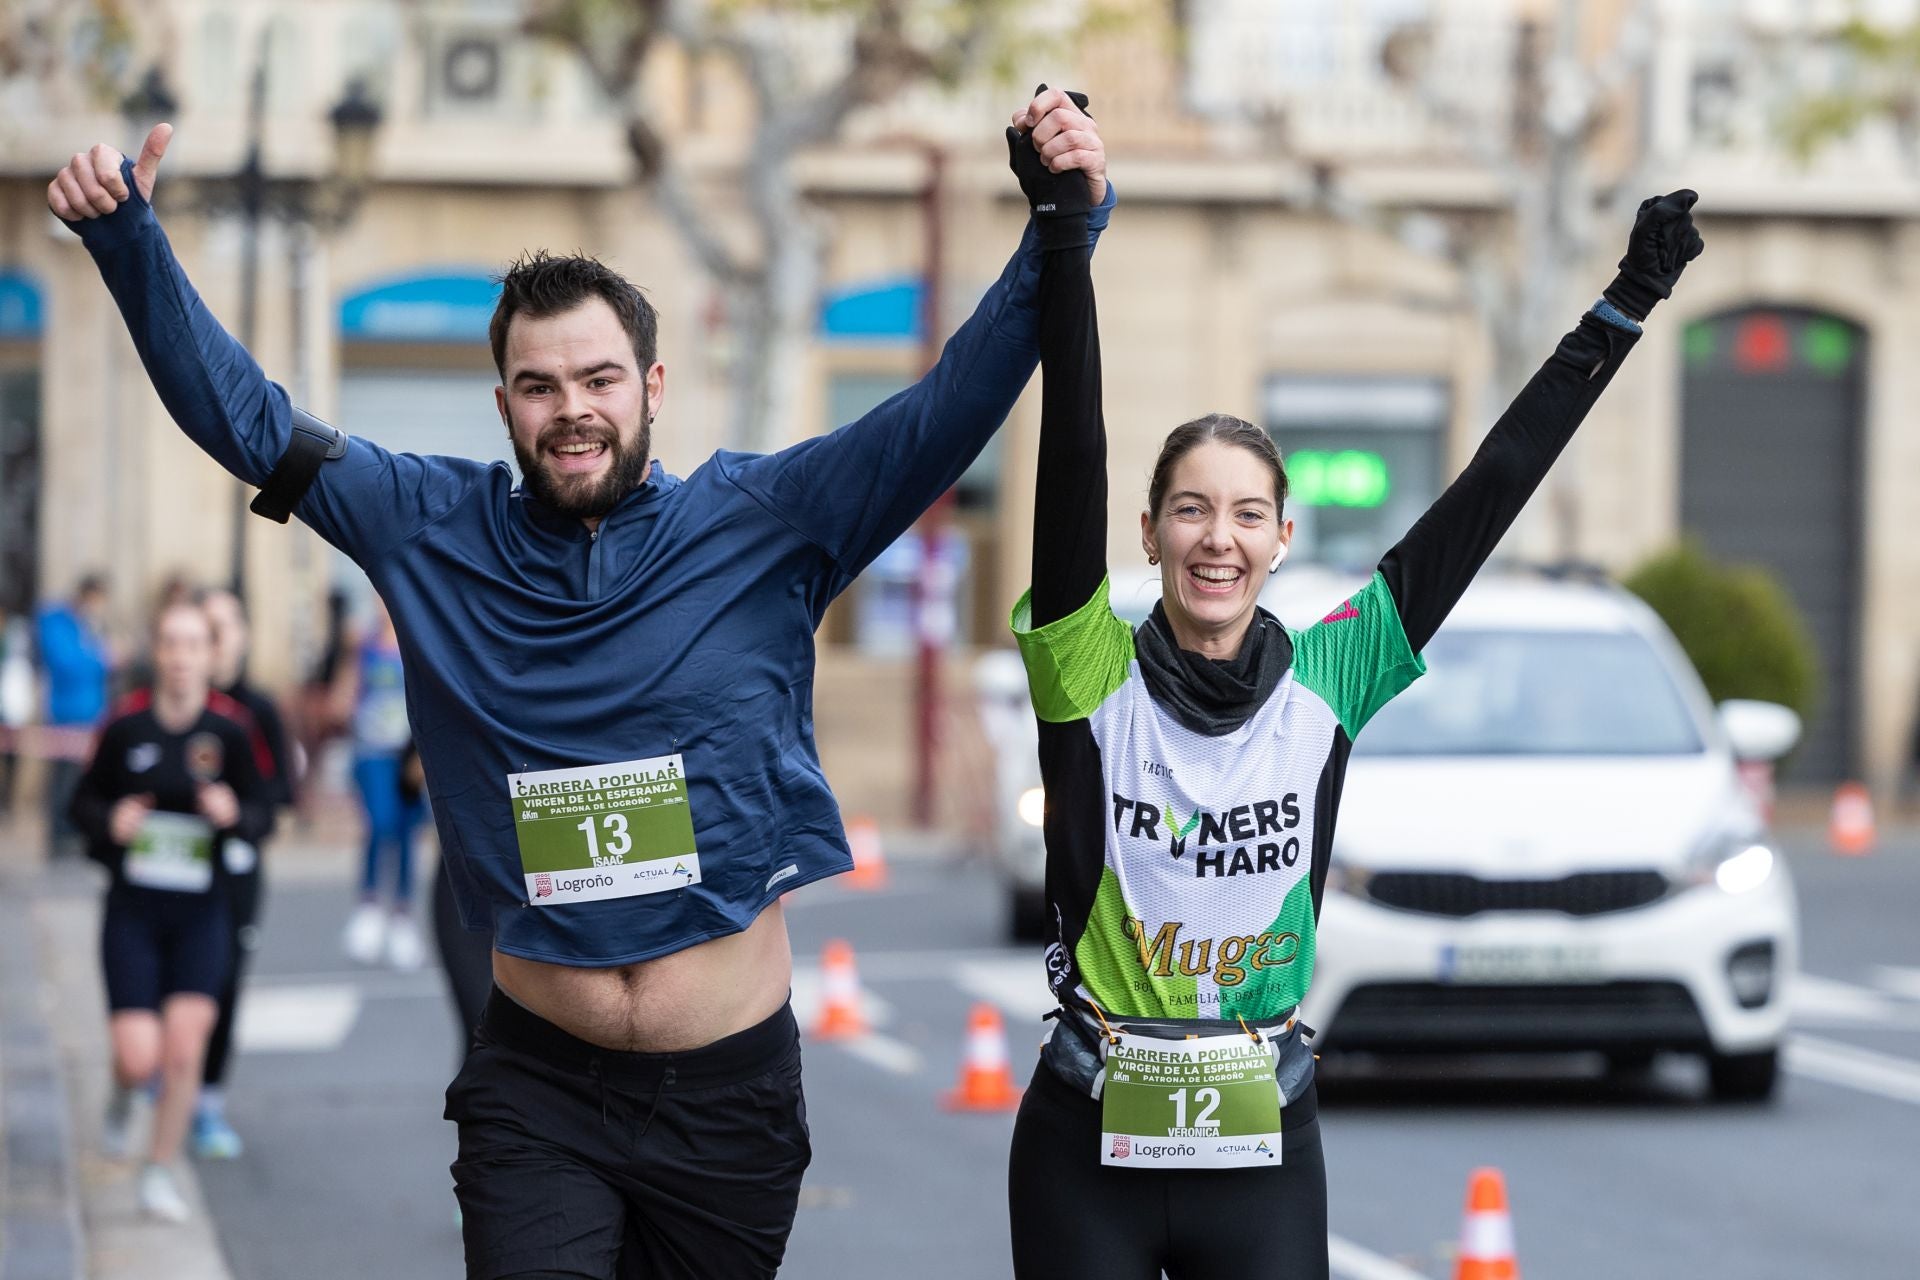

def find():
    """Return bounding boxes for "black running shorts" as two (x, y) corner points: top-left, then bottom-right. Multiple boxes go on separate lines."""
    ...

(446, 988), (811, 1280)
(99, 885), (232, 1012)
(1008, 1057), (1329, 1280)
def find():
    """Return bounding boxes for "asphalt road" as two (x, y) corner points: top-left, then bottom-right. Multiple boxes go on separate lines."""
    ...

(196, 834), (1920, 1278)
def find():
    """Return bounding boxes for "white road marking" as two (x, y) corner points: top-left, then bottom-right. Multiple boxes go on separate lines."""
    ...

(1789, 973), (1917, 1027)
(789, 967), (896, 1030)
(235, 984), (362, 1053)
(790, 967), (921, 1074)
(249, 969), (444, 1000)
(954, 957), (1056, 1025)
(1870, 966), (1920, 1001)
(1786, 1034), (1920, 1106)
(1328, 1233), (1433, 1280)
(837, 1033), (925, 1076)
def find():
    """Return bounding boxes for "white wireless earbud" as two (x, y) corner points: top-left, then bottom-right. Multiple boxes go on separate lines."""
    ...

(1269, 545), (1288, 574)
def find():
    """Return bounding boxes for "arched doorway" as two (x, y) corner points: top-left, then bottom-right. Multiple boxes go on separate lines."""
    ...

(1679, 307), (1867, 781)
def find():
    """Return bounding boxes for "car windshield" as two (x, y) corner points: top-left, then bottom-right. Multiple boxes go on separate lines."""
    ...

(1354, 628), (1706, 757)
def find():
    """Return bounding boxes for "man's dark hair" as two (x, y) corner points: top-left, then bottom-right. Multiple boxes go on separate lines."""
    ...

(489, 251), (659, 379)
(1147, 413), (1289, 520)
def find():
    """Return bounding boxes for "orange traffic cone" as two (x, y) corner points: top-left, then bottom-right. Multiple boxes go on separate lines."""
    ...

(1455, 1167), (1518, 1280)
(941, 1003), (1023, 1111)
(1829, 782), (1876, 857)
(810, 939), (868, 1041)
(844, 815), (889, 890)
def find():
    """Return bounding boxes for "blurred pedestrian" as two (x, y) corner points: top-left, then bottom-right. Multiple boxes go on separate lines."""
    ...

(115, 571), (204, 697)
(36, 572), (112, 859)
(53, 95), (1110, 1277)
(340, 598), (426, 969)
(294, 586), (353, 821)
(999, 117), (1705, 1278)
(193, 587), (296, 1159)
(68, 597), (276, 1223)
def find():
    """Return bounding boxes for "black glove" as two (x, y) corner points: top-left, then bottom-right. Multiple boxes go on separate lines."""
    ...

(1006, 84), (1094, 223)
(1603, 189), (1705, 321)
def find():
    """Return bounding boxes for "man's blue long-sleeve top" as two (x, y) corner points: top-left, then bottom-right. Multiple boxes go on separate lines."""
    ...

(73, 167), (1114, 966)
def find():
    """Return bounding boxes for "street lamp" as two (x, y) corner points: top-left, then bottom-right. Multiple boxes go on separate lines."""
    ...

(327, 79), (383, 215)
(119, 59), (383, 598)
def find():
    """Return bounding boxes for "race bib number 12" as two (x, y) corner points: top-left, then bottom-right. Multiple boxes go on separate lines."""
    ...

(1100, 1032), (1283, 1169)
(509, 754), (701, 906)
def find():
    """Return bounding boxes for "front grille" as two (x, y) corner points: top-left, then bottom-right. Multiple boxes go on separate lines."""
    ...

(1364, 870), (1669, 917)
(1326, 980), (1710, 1052)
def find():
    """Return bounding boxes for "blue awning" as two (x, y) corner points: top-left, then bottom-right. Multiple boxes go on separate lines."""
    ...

(818, 276), (922, 343)
(340, 271), (500, 342)
(0, 271), (44, 339)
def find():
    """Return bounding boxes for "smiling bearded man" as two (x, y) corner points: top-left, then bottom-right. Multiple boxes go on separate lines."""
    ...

(52, 83), (1113, 1279)
(492, 253), (657, 522)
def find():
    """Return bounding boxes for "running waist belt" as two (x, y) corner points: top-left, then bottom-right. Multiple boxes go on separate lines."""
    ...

(1040, 1006), (1316, 1103)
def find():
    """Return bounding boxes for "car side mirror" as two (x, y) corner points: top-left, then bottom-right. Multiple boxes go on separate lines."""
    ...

(1718, 699), (1801, 762)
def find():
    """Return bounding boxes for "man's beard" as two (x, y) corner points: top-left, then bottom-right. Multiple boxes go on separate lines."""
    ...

(510, 401), (652, 520)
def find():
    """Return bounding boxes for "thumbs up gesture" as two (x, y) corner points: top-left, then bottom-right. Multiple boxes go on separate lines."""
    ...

(47, 123), (172, 221)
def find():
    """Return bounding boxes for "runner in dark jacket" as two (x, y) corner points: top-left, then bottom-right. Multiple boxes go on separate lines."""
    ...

(71, 597), (276, 1223)
(192, 586), (296, 1158)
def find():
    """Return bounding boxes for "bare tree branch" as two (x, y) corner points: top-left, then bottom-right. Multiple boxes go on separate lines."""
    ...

(523, 0), (751, 285)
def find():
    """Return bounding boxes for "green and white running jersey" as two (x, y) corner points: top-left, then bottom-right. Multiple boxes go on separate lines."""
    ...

(1012, 573), (1424, 1022)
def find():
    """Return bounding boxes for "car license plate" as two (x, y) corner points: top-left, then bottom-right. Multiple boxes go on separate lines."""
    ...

(1438, 944), (1604, 984)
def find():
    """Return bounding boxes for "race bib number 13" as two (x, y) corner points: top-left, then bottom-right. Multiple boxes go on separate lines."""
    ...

(509, 754), (701, 906)
(1100, 1032), (1283, 1169)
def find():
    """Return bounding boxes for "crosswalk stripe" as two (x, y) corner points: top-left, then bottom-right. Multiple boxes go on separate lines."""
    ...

(236, 984), (362, 1053)
(1786, 1034), (1920, 1106)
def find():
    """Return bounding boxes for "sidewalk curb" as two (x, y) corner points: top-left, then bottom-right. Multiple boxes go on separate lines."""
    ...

(1, 886), (84, 1280)
(10, 867), (235, 1280)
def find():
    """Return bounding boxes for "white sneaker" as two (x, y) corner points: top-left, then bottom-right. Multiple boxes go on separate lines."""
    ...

(138, 1162), (192, 1224)
(342, 902), (387, 965)
(385, 913), (425, 972)
(102, 1084), (141, 1161)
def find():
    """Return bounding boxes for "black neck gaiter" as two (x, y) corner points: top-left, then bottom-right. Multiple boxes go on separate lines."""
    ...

(1133, 602), (1293, 737)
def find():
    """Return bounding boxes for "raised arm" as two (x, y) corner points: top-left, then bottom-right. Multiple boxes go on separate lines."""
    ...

(1019, 111), (1107, 627)
(722, 90), (1112, 586)
(49, 129), (482, 562)
(1378, 191), (1705, 652)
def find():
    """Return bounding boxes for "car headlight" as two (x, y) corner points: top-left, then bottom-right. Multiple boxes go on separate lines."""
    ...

(1686, 834), (1775, 895)
(1018, 787), (1046, 828)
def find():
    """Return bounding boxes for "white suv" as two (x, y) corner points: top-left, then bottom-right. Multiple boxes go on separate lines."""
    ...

(976, 568), (1801, 1102)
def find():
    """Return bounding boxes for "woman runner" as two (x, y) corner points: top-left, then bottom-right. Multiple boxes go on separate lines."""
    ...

(70, 596), (276, 1222)
(1001, 106), (1703, 1277)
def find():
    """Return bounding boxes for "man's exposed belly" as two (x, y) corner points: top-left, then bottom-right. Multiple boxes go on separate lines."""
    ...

(491, 902), (793, 1052)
